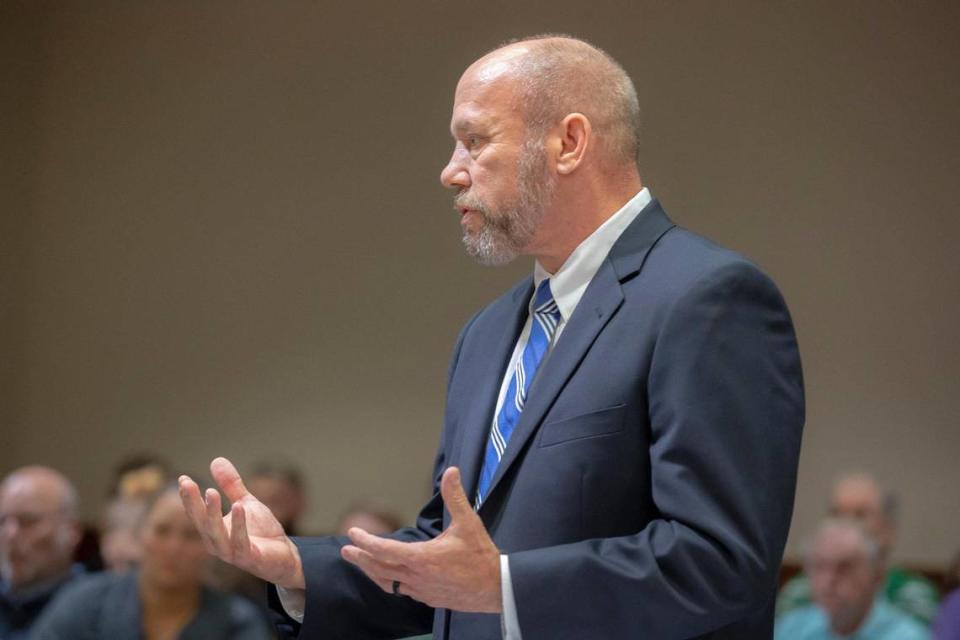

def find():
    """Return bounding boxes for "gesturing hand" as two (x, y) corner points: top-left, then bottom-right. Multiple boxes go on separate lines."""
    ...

(178, 457), (305, 590)
(341, 467), (502, 613)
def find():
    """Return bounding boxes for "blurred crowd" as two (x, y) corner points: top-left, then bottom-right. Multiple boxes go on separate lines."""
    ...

(1, 457), (958, 640)
(773, 473), (959, 640)
(0, 455), (404, 640)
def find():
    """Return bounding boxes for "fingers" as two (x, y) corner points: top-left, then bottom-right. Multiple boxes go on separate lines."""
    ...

(203, 487), (232, 556)
(440, 467), (473, 523)
(341, 544), (412, 585)
(178, 475), (208, 531)
(230, 502), (252, 563)
(346, 527), (416, 565)
(341, 543), (422, 600)
(210, 457), (251, 503)
(179, 475), (233, 558)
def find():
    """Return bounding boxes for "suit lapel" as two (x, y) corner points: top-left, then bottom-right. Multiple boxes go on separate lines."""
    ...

(456, 279), (533, 502)
(477, 200), (675, 508)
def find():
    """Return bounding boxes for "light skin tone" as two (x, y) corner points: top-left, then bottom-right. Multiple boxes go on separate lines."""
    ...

(138, 490), (210, 640)
(808, 524), (884, 636)
(178, 37), (644, 614)
(829, 474), (895, 554)
(442, 42), (641, 273)
(0, 467), (81, 593)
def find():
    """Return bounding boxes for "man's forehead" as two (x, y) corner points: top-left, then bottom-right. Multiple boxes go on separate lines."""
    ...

(453, 46), (529, 105)
(449, 105), (493, 135)
(1, 475), (63, 508)
(462, 43), (531, 85)
(449, 77), (520, 136)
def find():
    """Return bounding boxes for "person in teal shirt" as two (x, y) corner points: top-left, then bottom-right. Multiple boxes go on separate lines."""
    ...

(775, 518), (929, 640)
(778, 473), (939, 625)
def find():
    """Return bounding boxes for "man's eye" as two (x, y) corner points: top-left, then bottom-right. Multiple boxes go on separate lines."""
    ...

(467, 135), (481, 148)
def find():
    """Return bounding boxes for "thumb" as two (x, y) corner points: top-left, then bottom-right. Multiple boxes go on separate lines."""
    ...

(440, 467), (474, 524)
(210, 457), (251, 504)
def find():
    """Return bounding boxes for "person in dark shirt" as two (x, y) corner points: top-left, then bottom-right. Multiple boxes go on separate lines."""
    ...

(31, 484), (270, 640)
(0, 466), (83, 640)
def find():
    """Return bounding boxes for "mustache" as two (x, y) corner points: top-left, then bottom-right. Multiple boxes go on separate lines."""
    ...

(453, 191), (483, 212)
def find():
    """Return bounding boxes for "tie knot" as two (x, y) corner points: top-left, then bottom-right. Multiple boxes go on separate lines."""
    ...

(533, 279), (559, 318)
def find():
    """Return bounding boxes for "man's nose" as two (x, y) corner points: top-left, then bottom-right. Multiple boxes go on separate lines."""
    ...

(440, 150), (470, 190)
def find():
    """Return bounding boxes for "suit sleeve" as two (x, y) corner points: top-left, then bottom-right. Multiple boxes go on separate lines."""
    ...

(508, 260), (805, 639)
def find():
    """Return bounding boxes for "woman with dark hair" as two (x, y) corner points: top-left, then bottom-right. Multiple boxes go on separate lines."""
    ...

(31, 485), (270, 640)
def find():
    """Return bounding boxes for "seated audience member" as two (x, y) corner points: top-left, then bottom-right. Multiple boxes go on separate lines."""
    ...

(933, 551), (960, 640)
(99, 497), (148, 574)
(935, 590), (960, 640)
(335, 503), (404, 536)
(776, 518), (929, 639)
(31, 484), (270, 640)
(778, 472), (939, 624)
(0, 466), (83, 640)
(246, 459), (307, 536)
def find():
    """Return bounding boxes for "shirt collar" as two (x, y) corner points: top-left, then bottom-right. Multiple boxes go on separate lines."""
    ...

(532, 188), (652, 321)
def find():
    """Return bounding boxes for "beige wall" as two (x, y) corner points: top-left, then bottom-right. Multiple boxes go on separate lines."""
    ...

(0, 4), (42, 473)
(3, 2), (958, 566)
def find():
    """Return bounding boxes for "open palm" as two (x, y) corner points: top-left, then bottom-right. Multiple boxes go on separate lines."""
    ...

(179, 457), (305, 589)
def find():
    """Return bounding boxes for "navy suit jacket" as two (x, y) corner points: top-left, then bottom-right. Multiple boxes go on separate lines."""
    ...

(272, 199), (805, 639)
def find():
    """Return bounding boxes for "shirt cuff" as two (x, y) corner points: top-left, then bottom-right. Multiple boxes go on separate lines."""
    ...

(501, 554), (523, 640)
(276, 585), (306, 623)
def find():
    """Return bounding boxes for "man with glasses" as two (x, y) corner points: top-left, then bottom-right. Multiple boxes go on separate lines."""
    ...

(0, 466), (83, 639)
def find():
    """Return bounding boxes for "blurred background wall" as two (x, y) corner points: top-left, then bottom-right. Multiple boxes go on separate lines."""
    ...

(2, 0), (958, 566)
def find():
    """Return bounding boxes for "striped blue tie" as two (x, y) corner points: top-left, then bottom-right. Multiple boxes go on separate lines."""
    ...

(475, 279), (561, 506)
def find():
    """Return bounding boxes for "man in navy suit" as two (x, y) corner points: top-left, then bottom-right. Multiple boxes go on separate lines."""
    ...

(180, 34), (804, 639)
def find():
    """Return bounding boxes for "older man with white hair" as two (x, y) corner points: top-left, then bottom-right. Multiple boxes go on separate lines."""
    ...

(778, 472), (940, 625)
(0, 466), (83, 639)
(776, 518), (929, 640)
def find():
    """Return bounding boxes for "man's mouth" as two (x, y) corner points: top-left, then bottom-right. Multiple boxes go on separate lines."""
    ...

(460, 209), (483, 227)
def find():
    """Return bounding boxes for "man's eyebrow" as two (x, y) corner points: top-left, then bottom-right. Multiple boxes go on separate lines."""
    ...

(450, 118), (483, 136)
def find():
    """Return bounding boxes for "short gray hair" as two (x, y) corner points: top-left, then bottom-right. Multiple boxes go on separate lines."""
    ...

(495, 34), (641, 167)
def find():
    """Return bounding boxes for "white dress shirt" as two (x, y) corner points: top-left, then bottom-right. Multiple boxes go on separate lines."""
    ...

(494, 187), (650, 639)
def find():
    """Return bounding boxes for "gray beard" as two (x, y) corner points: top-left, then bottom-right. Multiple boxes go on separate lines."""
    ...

(457, 138), (555, 266)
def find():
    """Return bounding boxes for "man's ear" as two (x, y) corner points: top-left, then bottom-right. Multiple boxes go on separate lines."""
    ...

(555, 113), (591, 175)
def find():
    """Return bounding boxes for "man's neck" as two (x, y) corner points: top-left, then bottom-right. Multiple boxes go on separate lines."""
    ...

(531, 186), (643, 274)
(534, 178), (644, 274)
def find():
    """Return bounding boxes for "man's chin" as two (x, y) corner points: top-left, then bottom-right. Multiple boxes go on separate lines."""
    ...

(462, 236), (519, 266)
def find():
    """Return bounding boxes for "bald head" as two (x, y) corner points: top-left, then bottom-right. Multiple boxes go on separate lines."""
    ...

(442, 35), (644, 271)
(472, 35), (641, 168)
(829, 472), (897, 553)
(0, 466), (81, 591)
(1, 467), (78, 515)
